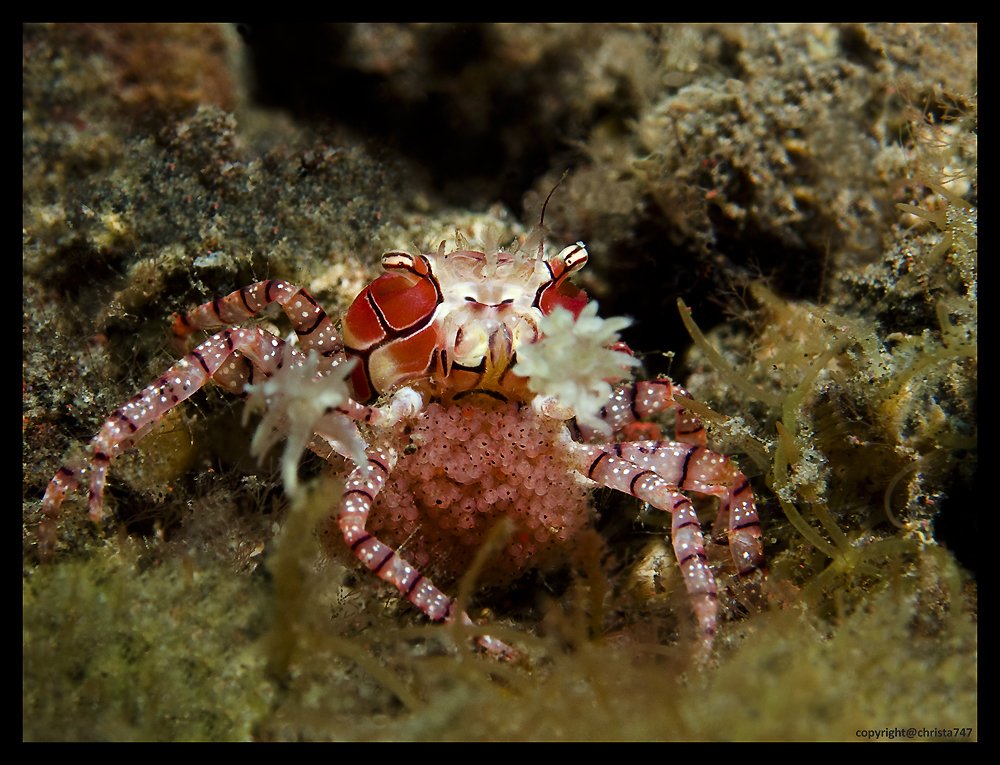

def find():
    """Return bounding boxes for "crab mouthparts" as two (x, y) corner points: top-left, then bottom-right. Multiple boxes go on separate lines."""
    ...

(488, 325), (514, 369)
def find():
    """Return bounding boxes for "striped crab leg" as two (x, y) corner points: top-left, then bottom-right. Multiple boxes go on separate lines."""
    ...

(40, 326), (309, 534)
(173, 279), (344, 370)
(175, 279), (411, 428)
(40, 281), (374, 560)
(576, 444), (720, 649)
(580, 377), (766, 583)
(321, 446), (515, 658)
(39, 326), (286, 556)
(614, 440), (765, 583)
(579, 377), (709, 447)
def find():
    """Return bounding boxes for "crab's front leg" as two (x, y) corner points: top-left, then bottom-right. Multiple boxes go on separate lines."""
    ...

(321, 445), (514, 658)
(173, 279), (345, 370)
(38, 326), (294, 556)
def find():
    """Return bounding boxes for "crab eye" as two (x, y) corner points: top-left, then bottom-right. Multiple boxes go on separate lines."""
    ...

(381, 251), (414, 270)
(558, 242), (588, 272)
(536, 242), (590, 318)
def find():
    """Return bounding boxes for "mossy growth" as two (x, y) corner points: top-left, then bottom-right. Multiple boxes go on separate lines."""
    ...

(23, 541), (273, 741)
(664, 86), (976, 708)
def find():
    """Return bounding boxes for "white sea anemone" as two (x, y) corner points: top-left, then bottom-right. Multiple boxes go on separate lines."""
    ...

(244, 347), (367, 497)
(513, 301), (640, 437)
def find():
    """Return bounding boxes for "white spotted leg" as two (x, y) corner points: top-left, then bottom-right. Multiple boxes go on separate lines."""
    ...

(321, 446), (516, 658)
(577, 444), (720, 650)
(619, 440), (765, 583)
(580, 377), (767, 586)
(39, 281), (381, 561)
(173, 279), (344, 371)
(579, 377), (710, 448)
(40, 326), (300, 556)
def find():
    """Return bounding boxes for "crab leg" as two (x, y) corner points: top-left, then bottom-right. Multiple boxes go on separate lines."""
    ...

(580, 377), (708, 447)
(39, 328), (374, 561)
(581, 377), (766, 582)
(576, 444), (719, 648)
(173, 279), (344, 370)
(40, 280), (379, 555)
(40, 326), (285, 527)
(616, 440), (766, 582)
(323, 446), (514, 657)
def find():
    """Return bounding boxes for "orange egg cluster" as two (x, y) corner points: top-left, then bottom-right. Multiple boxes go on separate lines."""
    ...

(368, 400), (590, 587)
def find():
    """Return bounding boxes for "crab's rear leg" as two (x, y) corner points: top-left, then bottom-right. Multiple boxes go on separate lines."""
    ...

(580, 377), (707, 447)
(584, 378), (766, 584)
(615, 440), (766, 586)
(322, 446), (515, 658)
(577, 444), (719, 650)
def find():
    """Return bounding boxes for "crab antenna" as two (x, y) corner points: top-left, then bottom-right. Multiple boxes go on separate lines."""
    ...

(535, 170), (570, 259)
(540, 169), (570, 229)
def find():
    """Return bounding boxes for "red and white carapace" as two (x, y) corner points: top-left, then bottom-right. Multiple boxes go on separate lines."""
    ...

(341, 240), (589, 405)
(39, 231), (766, 658)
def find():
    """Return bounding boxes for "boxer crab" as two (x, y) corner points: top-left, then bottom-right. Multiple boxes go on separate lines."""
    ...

(39, 231), (766, 656)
